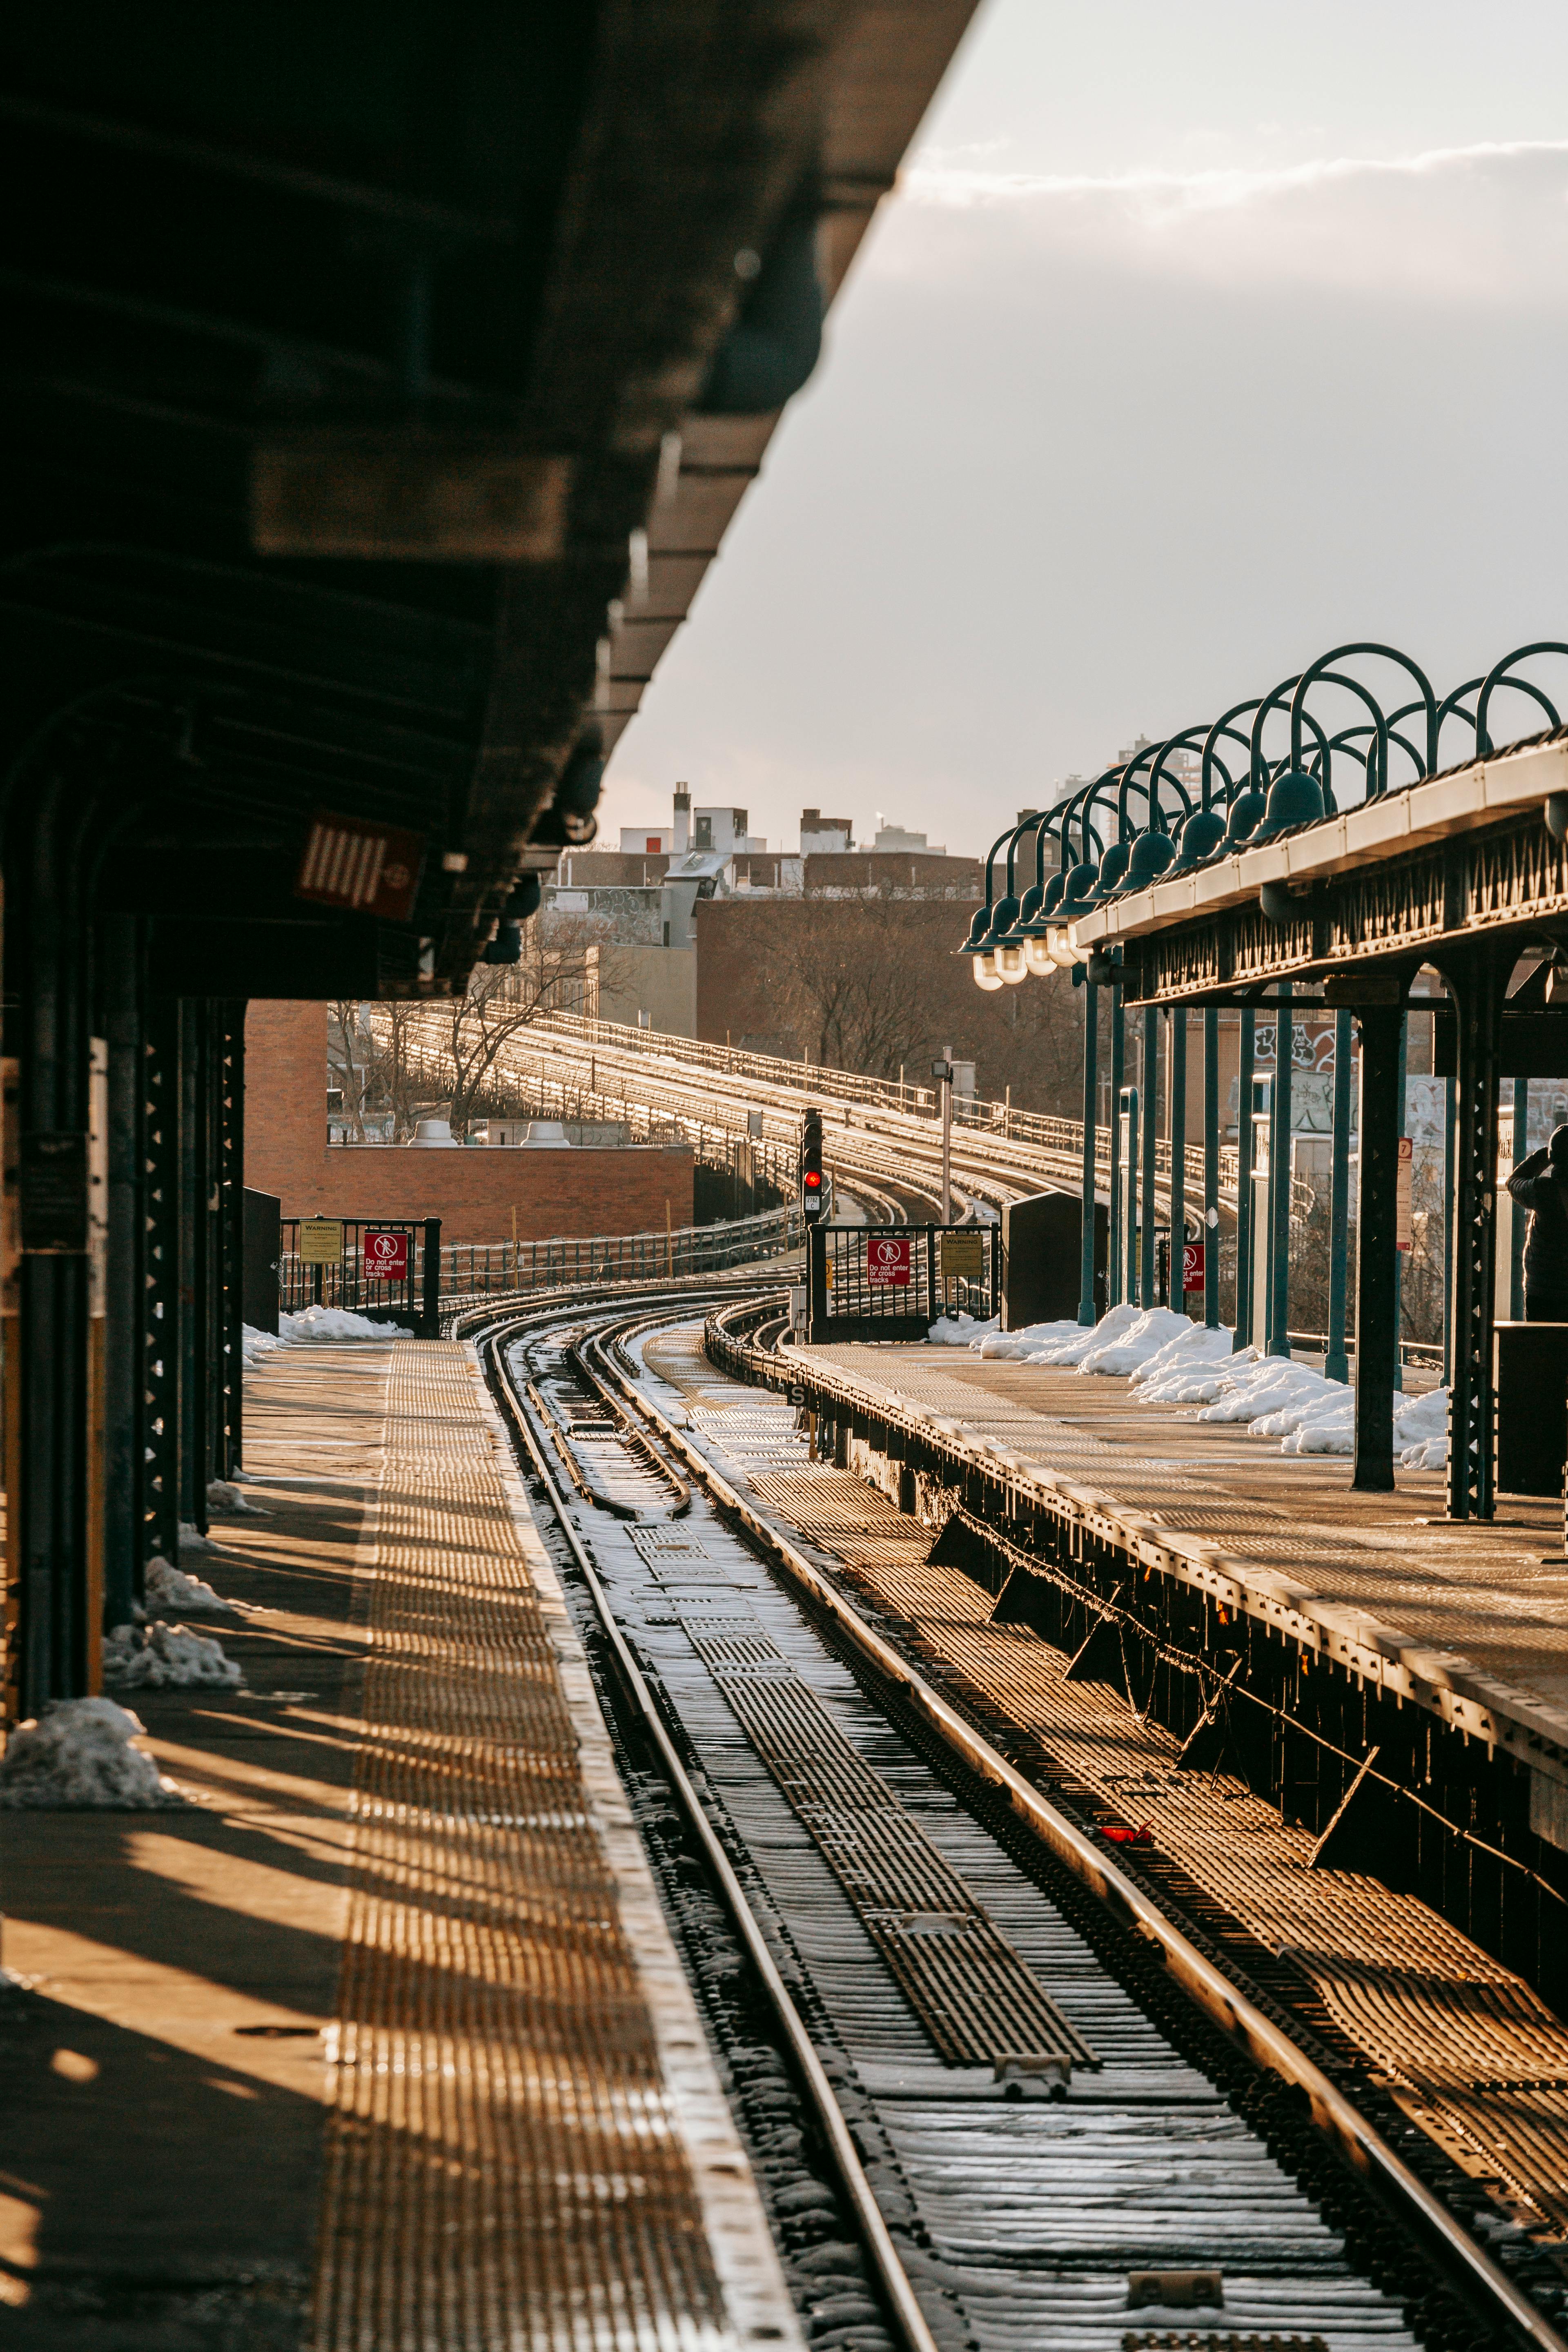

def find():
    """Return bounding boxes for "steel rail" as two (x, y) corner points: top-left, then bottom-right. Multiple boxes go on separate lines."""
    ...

(590, 1310), (1568, 2352)
(472, 1296), (944, 2352)
(378, 1006), (1243, 1235)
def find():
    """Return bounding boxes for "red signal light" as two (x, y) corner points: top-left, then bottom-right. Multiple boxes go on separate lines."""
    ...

(804, 1170), (822, 1189)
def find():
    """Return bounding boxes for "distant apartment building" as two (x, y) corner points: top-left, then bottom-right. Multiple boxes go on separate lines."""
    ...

(800, 807), (853, 855)
(543, 787), (982, 1040)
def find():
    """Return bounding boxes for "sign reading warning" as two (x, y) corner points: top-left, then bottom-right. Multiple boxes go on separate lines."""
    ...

(938, 1231), (983, 1282)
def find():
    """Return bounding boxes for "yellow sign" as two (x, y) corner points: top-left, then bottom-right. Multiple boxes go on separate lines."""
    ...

(298, 1218), (344, 1264)
(939, 1232), (984, 1282)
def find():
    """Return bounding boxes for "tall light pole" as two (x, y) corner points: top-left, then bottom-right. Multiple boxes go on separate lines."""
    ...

(934, 1048), (952, 1223)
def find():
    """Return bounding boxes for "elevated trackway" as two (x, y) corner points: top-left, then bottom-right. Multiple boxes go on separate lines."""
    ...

(459, 1279), (1568, 2352)
(380, 1006), (1254, 1238)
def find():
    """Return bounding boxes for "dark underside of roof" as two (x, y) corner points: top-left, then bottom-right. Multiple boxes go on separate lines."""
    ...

(0, 1), (860, 996)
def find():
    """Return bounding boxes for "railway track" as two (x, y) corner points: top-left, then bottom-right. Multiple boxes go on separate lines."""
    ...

(466, 1284), (1566, 2352)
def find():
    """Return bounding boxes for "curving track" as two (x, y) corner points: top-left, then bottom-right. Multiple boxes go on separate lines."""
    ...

(461, 1280), (1561, 2352)
(383, 1006), (1221, 1235)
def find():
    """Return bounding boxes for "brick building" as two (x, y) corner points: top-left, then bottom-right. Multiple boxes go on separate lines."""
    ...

(245, 1003), (693, 1245)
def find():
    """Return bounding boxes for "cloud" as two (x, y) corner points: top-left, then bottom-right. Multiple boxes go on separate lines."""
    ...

(608, 114), (1568, 855)
(885, 138), (1568, 304)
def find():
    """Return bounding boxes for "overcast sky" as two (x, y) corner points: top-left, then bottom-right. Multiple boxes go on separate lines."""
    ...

(603, 0), (1568, 855)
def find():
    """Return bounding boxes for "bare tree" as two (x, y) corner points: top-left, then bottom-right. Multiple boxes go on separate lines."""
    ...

(328, 1002), (371, 1140)
(768, 889), (953, 1075)
(756, 885), (1087, 1114)
(441, 916), (603, 1136)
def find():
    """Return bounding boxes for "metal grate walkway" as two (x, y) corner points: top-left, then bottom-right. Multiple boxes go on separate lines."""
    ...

(310, 1341), (794, 2352)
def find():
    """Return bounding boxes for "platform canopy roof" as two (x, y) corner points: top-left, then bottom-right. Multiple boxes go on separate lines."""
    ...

(1069, 728), (1568, 1008)
(2, 0), (977, 997)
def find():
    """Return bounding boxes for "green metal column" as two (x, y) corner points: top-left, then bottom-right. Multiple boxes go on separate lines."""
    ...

(1169, 1008), (1187, 1310)
(1122, 1084), (1140, 1304)
(1266, 983), (1292, 1356)
(1353, 1005), (1402, 1492)
(1203, 1009), (1220, 1329)
(1139, 1006), (1158, 1305)
(1442, 947), (1503, 1520)
(1107, 984), (1125, 1307)
(1078, 981), (1099, 1325)
(1325, 1009), (1353, 1385)
(1233, 1012), (1256, 1350)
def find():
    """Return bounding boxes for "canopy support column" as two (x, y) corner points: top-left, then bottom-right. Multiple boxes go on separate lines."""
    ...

(1353, 1005), (1402, 1491)
(1107, 984), (1124, 1308)
(1440, 946), (1503, 1522)
(1326, 1009), (1353, 1386)
(1234, 1011), (1256, 1350)
(1139, 1006), (1158, 1305)
(1203, 1009), (1219, 1329)
(1078, 981), (1098, 1325)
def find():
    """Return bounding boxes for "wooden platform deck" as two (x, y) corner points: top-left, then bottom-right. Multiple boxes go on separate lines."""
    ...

(0, 1339), (793, 2351)
(793, 1341), (1568, 1786)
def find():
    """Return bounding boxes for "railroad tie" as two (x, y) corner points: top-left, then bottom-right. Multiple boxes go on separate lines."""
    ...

(670, 1595), (1094, 2075)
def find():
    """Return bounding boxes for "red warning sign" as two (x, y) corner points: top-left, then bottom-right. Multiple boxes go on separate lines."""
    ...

(363, 1227), (409, 1281)
(867, 1234), (912, 1287)
(1182, 1240), (1205, 1292)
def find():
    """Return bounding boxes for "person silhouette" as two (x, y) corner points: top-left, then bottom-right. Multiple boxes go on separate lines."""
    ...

(1507, 1123), (1568, 1321)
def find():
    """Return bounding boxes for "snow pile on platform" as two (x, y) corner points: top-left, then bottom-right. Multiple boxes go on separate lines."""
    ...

(243, 1322), (286, 1369)
(1396, 1386), (1450, 1470)
(1174, 1352), (1449, 1463)
(1131, 1323), (1242, 1401)
(976, 1318), (1082, 1360)
(104, 1619), (243, 1690)
(925, 1297), (1450, 1468)
(178, 1521), (233, 1559)
(1076, 1306), (1200, 1375)
(978, 1305), (1149, 1365)
(0, 1697), (180, 1809)
(928, 1312), (998, 1345)
(145, 1553), (246, 1616)
(280, 1304), (413, 1342)
(207, 1478), (265, 1517)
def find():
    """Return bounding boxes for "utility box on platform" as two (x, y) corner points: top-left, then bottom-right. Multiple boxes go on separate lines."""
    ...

(243, 1187), (281, 1334)
(1000, 1189), (1105, 1330)
(1495, 1322), (1568, 1497)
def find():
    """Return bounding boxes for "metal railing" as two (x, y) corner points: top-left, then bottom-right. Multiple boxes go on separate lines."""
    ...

(371, 1019), (798, 1201)
(518, 1011), (1244, 1201)
(368, 1006), (1298, 1230)
(439, 1201), (802, 1302)
(278, 1202), (801, 1332)
(807, 1222), (1000, 1343)
(280, 1216), (439, 1332)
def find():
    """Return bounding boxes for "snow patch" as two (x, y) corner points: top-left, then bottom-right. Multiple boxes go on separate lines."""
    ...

(1131, 1323), (1242, 1401)
(207, 1478), (266, 1517)
(0, 1697), (181, 1810)
(1396, 1385), (1450, 1470)
(280, 1304), (414, 1343)
(145, 1554), (247, 1617)
(242, 1322), (286, 1370)
(103, 1620), (243, 1690)
(177, 1521), (233, 1559)
(927, 1313), (999, 1346)
(1076, 1306), (1199, 1376)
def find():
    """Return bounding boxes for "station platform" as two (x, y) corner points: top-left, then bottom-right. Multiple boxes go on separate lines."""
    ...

(716, 1336), (1568, 2237)
(791, 1342), (1568, 1786)
(0, 1339), (795, 2350)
